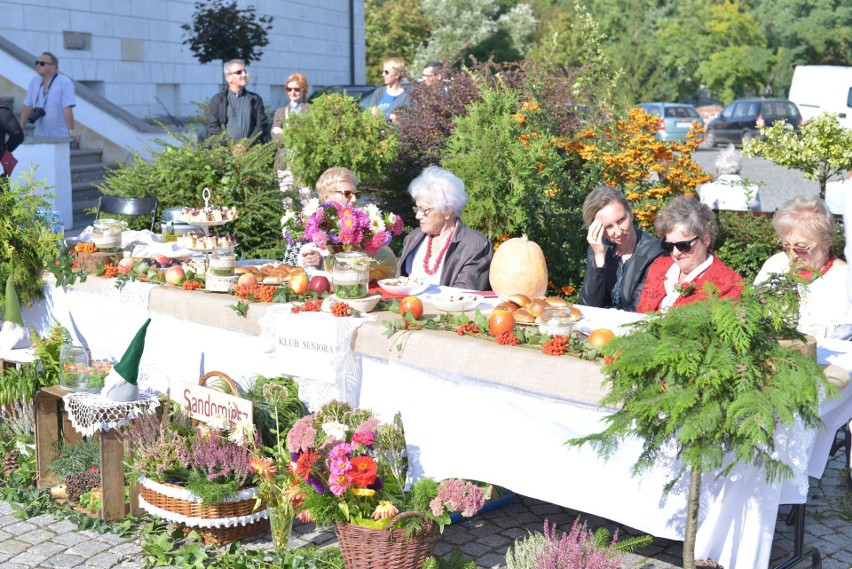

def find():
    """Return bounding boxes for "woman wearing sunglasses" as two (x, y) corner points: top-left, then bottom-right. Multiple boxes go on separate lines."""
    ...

(636, 196), (743, 313)
(754, 197), (852, 339)
(271, 73), (312, 208)
(368, 57), (411, 123)
(297, 167), (397, 280)
(579, 186), (664, 311)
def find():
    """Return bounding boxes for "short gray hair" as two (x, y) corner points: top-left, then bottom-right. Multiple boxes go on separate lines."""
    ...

(772, 197), (835, 248)
(715, 144), (742, 176)
(655, 196), (718, 249)
(408, 166), (469, 218)
(582, 186), (632, 226)
(223, 59), (245, 76)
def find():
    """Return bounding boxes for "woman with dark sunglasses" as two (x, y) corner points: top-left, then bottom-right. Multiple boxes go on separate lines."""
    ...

(754, 197), (852, 339)
(636, 196), (743, 313)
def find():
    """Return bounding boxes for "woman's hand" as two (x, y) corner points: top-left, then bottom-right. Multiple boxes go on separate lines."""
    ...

(587, 220), (607, 267)
(301, 250), (322, 269)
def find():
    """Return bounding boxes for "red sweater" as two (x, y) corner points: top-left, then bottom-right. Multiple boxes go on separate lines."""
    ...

(636, 256), (744, 314)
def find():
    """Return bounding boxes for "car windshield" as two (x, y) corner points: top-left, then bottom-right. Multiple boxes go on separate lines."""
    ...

(665, 106), (699, 118)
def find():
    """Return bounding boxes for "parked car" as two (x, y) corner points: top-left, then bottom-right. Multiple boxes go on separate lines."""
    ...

(788, 65), (852, 129)
(705, 98), (802, 148)
(680, 96), (724, 124)
(308, 85), (377, 110)
(635, 102), (704, 142)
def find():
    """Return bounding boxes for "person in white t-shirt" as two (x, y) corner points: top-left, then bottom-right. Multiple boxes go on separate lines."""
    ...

(19, 52), (80, 143)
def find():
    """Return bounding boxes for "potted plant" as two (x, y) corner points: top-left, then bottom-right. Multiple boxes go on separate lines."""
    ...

(568, 279), (835, 569)
(286, 400), (491, 569)
(123, 400), (265, 545)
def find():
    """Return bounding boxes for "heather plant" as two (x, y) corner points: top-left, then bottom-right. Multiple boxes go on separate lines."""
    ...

(185, 432), (254, 504)
(123, 403), (193, 483)
(506, 519), (627, 569)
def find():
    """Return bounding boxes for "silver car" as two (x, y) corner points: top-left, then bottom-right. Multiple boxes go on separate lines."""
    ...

(636, 102), (705, 142)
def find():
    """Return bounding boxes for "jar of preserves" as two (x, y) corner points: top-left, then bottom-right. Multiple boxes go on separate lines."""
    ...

(330, 251), (370, 299)
(539, 307), (574, 337)
(209, 247), (237, 276)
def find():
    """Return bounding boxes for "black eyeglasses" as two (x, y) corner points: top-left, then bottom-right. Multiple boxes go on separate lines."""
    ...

(334, 190), (361, 199)
(228, 69), (247, 76)
(35, 60), (53, 67)
(412, 206), (433, 217)
(286, 87), (302, 92)
(661, 236), (699, 253)
(381, 70), (392, 75)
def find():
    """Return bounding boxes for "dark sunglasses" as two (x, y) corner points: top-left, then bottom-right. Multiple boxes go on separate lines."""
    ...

(661, 236), (699, 253)
(335, 190), (361, 199)
(287, 87), (302, 92)
(228, 69), (247, 76)
(35, 60), (53, 66)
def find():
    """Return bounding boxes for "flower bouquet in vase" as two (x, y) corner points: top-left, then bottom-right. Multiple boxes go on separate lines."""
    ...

(286, 401), (491, 569)
(281, 200), (404, 295)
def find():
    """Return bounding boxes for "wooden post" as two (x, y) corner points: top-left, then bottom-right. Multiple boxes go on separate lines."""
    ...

(34, 386), (68, 489)
(99, 429), (125, 521)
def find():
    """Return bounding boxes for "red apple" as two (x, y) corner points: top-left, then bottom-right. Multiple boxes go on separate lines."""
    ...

(117, 257), (135, 274)
(165, 265), (185, 285)
(156, 255), (170, 266)
(237, 273), (257, 287)
(308, 275), (331, 294)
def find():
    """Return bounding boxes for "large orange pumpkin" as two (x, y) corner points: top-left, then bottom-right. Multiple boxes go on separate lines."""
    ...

(489, 235), (548, 299)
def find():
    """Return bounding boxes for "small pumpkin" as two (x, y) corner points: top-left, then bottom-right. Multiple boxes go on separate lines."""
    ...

(489, 235), (548, 299)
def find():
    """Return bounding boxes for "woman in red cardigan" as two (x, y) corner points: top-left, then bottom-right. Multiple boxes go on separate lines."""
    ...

(636, 196), (743, 313)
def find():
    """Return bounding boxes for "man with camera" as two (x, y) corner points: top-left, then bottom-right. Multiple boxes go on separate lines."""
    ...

(19, 52), (80, 144)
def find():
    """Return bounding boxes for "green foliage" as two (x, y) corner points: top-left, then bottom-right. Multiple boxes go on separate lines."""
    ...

(281, 93), (399, 192)
(47, 437), (101, 479)
(365, 0), (431, 84)
(744, 112), (852, 197)
(714, 211), (779, 282)
(99, 129), (284, 258)
(569, 281), (834, 487)
(30, 322), (72, 387)
(0, 172), (60, 307)
(0, 362), (52, 406)
(180, 0), (273, 66)
(241, 375), (307, 450)
(422, 549), (479, 569)
(184, 470), (242, 505)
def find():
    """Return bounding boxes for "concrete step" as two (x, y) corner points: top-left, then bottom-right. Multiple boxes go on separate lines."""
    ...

(70, 162), (107, 185)
(73, 197), (99, 228)
(70, 148), (103, 166)
(72, 180), (103, 202)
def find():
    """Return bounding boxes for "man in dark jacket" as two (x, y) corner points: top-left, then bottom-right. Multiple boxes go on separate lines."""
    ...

(205, 59), (268, 144)
(1, 103), (24, 179)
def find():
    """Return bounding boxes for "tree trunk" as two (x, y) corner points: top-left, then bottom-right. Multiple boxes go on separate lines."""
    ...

(683, 465), (702, 569)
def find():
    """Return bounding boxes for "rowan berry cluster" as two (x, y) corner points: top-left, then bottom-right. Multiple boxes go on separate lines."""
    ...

(182, 280), (203, 291)
(456, 322), (481, 336)
(542, 335), (568, 356)
(255, 285), (276, 303)
(102, 264), (119, 279)
(330, 302), (351, 317)
(291, 299), (323, 313)
(495, 330), (520, 346)
(75, 242), (97, 254)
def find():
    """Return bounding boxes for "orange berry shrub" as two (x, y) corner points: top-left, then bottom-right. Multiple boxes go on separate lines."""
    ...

(575, 107), (710, 229)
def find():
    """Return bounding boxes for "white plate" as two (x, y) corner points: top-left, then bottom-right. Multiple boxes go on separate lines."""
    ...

(237, 259), (278, 267)
(423, 293), (483, 313)
(377, 278), (430, 296)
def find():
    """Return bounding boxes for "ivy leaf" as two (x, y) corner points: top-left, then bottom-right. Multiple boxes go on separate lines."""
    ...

(474, 308), (489, 331)
(229, 301), (249, 317)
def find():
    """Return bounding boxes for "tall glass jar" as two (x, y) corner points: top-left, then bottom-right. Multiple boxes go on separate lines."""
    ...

(60, 344), (95, 392)
(330, 251), (370, 299)
(209, 247), (237, 277)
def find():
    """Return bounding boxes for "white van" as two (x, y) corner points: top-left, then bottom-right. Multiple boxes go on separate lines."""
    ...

(788, 65), (852, 129)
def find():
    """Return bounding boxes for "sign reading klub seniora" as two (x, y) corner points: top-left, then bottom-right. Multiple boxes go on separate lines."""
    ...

(170, 380), (253, 426)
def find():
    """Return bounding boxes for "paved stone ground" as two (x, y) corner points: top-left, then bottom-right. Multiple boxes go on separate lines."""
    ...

(0, 447), (848, 568)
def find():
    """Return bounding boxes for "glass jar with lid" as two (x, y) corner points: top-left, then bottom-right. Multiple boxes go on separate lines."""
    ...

(539, 307), (574, 336)
(59, 344), (95, 392)
(209, 247), (237, 276)
(92, 219), (126, 250)
(330, 251), (370, 298)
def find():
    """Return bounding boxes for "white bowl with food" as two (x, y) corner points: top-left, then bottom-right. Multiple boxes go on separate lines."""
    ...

(423, 293), (484, 313)
(377, 277), (429, 296)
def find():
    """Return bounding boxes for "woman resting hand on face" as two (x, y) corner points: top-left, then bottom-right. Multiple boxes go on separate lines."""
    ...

(636, 196), (743, 313)
(754, 197), (852, 339)
(396, 166), (492, 291)
(579, 186), (664, 311)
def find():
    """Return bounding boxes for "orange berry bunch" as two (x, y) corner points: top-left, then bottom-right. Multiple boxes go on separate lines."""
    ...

(542, 335), (568, 356)
(291, 298), (323, 314)
(495, 330), (520, 346)
(456, 322), (481, 336)
(182, 280), (203, 291)
(102, 264), (119, 279)
(75, 242), (97, 254)
(233, 282), (261, 299)
(256, 285), (276, 303)
(330, 301), (351, 317)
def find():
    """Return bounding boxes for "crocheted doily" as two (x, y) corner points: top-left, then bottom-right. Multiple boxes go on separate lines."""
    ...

(62, 391), (160, 436)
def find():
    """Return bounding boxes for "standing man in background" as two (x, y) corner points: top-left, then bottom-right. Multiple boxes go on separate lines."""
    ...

(206, 59), (268, 144)
(19, 52), (80, 144)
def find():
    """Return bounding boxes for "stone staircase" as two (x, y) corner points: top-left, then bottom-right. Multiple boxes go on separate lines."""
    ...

(70, 148), (113, 230)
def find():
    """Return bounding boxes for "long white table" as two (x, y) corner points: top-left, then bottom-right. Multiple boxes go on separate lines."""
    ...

(21, 277), (852, 569)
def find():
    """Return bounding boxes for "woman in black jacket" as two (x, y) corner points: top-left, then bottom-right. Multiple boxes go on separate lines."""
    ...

(0, 104), (24, 179)
(579, 186), (664, 311)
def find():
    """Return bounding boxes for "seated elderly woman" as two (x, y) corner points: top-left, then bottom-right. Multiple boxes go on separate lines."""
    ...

(754, 197), (852, 339)
(298, 166), (397, 281)
(396, 166), (492, 290)
(697, 144), (760, 211)
(579, 186), (664, 311)
(636, 196), (743, 313)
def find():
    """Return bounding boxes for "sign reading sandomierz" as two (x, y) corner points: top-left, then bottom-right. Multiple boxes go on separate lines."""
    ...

(172, 380), (253, 426)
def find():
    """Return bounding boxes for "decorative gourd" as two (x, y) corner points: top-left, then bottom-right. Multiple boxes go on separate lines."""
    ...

(488, 235), (548, 299)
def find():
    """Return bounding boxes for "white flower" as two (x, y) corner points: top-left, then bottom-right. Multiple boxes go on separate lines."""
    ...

(363, 203), (380, 218)
(207, 414), (229, 431)
(228, 417), (256, 446)
(321, 420), (349, 441)
(280, 211), (298, 226)
(302, 198), (321, 216)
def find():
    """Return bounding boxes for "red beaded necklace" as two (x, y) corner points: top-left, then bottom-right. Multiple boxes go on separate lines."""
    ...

(795, 252), (835, 283)
(423, 227), (455, 275)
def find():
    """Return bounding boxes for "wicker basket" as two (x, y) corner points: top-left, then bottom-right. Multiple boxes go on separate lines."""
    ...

(335, 512), (439, 569)
(136, 371), (267, 546)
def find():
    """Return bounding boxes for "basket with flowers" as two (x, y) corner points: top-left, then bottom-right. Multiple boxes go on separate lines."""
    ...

(286, 400), (491, 569)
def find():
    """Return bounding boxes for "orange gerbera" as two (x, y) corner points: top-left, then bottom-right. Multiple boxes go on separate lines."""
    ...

(294, 450), (321, 479)
(346, 455), (377, 488)
(249, 457), (278, 479)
